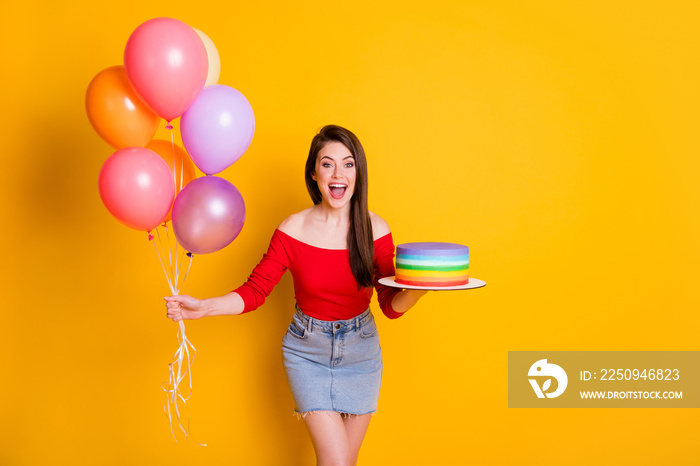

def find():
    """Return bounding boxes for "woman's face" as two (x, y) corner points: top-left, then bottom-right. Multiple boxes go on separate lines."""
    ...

(312, 141), (357, 210)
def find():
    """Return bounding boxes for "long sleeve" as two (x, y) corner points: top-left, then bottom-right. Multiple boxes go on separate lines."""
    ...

(233, 230), (290, 313)
(373, 233), (403, 319)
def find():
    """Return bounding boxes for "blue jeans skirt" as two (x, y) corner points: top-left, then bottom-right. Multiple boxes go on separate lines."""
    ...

(281, 306), (383, 416)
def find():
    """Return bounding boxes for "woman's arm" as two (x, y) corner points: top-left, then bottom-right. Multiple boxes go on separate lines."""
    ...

(389, 289), (429, 315)
(164, 227), (292, 323)
(164, 292), (245, 322)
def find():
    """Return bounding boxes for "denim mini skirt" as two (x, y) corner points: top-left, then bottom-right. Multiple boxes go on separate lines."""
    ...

(281, 306), (383, 416)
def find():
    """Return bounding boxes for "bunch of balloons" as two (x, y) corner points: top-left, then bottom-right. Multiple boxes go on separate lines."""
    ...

(86, 17), (254, 255)
(86, 18), (255, 444)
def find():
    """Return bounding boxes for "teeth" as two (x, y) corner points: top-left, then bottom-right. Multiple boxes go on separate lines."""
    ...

(330, 184), (346, 187)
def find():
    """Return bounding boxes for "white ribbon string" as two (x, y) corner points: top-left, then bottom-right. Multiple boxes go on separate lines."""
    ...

(170, 126), (177, 193)
(162, 320), (204, 445)
(151, 239), (174, 293)
(178, 136), (184, 192)
(151, 225), (205, 445)
(162, 226), (175, 284)
(156, 226), (175, 289)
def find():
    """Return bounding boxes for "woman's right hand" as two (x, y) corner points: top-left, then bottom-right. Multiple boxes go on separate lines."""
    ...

(164, 295), (209, 322)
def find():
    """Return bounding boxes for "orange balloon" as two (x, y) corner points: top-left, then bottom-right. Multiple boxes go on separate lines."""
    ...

(146, 140), (197, 223)
(86, 66), (160, 149)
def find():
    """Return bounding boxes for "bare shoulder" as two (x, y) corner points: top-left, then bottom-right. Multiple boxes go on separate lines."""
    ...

(277, 207), (314, 236)
(370, 211), (391, 239)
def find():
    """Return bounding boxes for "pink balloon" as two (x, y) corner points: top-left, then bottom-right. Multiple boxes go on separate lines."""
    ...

(124, 18), (207, 121)
(181, 85), (255, 175)
(172, 176), (246, 254)
(99, 147), (175, 231)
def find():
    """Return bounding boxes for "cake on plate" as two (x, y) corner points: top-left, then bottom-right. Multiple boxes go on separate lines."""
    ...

(395, 242), (469, 287)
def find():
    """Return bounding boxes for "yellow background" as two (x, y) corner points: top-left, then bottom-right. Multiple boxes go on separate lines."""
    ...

(1, 1), (698, 464)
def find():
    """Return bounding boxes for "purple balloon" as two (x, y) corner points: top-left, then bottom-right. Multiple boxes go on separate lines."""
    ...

(181, 84), (255, 175)
(172, 176), (246, 254)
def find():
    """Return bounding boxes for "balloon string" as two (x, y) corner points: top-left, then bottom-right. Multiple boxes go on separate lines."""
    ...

(165, 225), (181, 293)
(152, 238), (174, 294)
(162, 320), (206, 446)
(175, 234), (181, 288)
(170, 130), (177, 194)
(171, 129), (184, 192)
(166, 226), (175, 288)
(180, 151), (184, 192)
(156, 226), (175, 291)
(163, 226), (174, 286)
(178, 253), (194, 295)
(169, 225), (179, 289)
(151, 231), (203, 444)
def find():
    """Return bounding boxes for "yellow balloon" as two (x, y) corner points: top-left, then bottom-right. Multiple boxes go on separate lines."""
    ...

(193, 28), (221, 87)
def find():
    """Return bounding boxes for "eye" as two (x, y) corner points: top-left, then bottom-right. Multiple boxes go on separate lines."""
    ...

(322, 163), (333, 168)
(345, 162), (354, 168)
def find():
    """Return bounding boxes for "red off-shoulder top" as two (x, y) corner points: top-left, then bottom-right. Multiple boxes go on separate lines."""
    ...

(233, 229), (403, 320)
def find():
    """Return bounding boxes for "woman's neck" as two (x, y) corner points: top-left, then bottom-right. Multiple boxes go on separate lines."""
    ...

(312, 201), (351, 227)
(284, 203), (350, 249)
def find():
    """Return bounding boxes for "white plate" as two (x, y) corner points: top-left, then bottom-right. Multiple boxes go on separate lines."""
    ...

(377, 276), (486, 291)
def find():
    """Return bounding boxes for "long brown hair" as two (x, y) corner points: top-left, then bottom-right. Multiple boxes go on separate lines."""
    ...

(305, 125), (374, 289)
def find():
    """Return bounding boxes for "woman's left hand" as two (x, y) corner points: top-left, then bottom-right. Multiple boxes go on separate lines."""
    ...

(391, 289), (429, 314)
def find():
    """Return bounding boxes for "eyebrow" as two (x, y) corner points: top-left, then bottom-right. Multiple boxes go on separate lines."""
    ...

(320, 155), (355, 161)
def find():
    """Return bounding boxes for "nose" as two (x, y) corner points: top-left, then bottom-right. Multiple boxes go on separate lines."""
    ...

(332, 166), (340, 178)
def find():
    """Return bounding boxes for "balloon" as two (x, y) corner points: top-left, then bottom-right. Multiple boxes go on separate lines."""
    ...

(99, 147), (175, 231)
(172, 176), (245, 254)
(192, 28), (220, 87)
(124, 17), (207, 121)
(181, 85), (255, 175)
(145, 140), (197, 223)
(85, 66), (159, 149)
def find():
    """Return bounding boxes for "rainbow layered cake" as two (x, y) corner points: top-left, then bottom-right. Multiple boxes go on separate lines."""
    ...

(395, 242), (469, 287)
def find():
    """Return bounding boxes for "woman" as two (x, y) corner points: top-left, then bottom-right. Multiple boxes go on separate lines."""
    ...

(165, 125), (427, 465)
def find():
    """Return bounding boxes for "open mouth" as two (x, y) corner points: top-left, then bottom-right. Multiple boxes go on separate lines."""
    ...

(329, 184), (347, 199)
